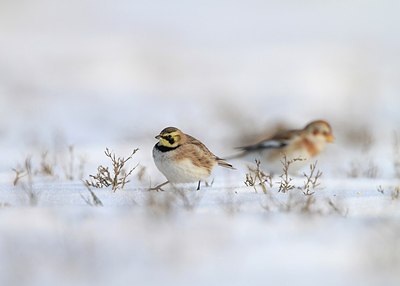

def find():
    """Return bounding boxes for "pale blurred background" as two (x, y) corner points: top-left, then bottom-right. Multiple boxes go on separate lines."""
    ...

(0, 0), (399, 157)
(1, 2), (400, 286)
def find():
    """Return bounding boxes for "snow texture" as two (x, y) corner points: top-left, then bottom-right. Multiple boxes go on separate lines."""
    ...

(0, 1), (399, 286)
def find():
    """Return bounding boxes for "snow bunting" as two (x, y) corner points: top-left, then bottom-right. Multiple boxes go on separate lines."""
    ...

(233, 120), (334, 174)
(151, 127), (235, 190)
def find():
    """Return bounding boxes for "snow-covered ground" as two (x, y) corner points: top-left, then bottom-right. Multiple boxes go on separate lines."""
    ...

(1, 1), (400, 285)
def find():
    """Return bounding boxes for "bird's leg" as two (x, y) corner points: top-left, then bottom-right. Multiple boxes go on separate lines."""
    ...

(148, 181), (169, 192)
(196, 180), (201, 191)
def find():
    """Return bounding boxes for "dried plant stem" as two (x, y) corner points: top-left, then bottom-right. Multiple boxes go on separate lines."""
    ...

(85, 148), (139, 192)
(391, 187), (400, 200)
(278, 155), (302, 193)
(81, 183), (103, 207)
(12, 157), (39, 206)
(302, 161), (322, 196)
(244, 160), (273, 193)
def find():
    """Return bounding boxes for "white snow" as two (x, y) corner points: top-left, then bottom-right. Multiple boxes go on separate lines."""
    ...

(1, 1), (400, 286)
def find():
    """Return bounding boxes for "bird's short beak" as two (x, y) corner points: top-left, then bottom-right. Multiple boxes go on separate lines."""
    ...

(326, 133), (335, 143)
(155, 135), (161, 140)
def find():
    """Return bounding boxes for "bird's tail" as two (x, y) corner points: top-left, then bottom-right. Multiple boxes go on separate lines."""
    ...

(217, 158), (236, 170)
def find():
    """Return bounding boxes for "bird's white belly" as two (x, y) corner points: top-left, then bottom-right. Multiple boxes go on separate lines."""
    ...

(153, 148), (211, 183)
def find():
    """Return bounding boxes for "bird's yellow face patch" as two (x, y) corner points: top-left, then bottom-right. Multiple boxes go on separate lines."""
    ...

(156, 131), (181, 148)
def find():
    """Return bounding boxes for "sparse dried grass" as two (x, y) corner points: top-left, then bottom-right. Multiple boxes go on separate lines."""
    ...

(80, 184), (103, 207)
(12, 157), (39, 206)
(37, 151), (55, 177)
(278, 156), (304, 193)
(144, 184), (203, 216)
(376, 185), (400, 200)
(327, 198), (348, 216)
(85, 148), (139, 192)
(377, 185), (385, 194)
(301, 161), (322, 196)
(12, 157), (30, 186)
(244, 159), (273, 193)
(62, 145), (86, 181)
(11, 146), (87, 205)
(391, 187), (400, 200)
(246, 155), (346, 215)
(13, 145), (86, 183)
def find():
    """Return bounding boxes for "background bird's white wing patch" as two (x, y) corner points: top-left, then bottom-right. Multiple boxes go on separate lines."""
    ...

(240, 139), (288, 151)
(258, 139), (287, 149)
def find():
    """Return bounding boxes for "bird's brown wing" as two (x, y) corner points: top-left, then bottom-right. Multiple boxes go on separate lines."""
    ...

(183, 135), (235, 169)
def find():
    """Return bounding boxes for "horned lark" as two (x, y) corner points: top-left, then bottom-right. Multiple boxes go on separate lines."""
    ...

(151, 127), (235, 190)
(233, 120), (334, 174)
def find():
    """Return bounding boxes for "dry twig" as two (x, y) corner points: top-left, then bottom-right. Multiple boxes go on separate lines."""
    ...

(85, 148), (139, 192)
(244, 160), (273, 193)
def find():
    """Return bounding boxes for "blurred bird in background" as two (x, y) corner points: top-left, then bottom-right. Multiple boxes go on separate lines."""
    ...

(230, 120), (334, 175)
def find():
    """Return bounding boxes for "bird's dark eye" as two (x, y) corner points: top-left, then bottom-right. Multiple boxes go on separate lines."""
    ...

(313, 129), (319, 135)
(165, 135), (174, 144)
